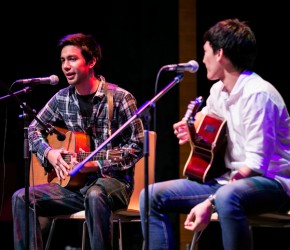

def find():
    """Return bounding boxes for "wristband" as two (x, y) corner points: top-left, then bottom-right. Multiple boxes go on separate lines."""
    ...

(207, 194), (216, 212)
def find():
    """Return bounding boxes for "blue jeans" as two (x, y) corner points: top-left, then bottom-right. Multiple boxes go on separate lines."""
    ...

(12, 177), (131, 250)
(139, 177), (290, 250)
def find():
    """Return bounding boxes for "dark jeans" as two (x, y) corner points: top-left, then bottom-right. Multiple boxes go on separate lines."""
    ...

(140, 177), (290, 250)
(12, 177), (131, 250)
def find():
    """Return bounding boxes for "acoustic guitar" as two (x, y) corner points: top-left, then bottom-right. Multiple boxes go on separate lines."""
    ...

(183, 97), (228, 182)
(30, 128), (136, 188)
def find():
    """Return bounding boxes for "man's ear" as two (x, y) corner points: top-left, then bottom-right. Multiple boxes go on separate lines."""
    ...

(216, 48), (223, 58)
(89, 57), (97, 68)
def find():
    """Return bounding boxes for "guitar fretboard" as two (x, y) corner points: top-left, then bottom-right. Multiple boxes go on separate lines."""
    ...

(61, 150), (111, 163)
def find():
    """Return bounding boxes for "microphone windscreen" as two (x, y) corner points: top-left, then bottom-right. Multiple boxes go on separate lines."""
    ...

(50, 75), (59, 85)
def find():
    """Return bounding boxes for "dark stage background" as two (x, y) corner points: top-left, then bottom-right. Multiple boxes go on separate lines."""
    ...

(0, 1), (289, 249)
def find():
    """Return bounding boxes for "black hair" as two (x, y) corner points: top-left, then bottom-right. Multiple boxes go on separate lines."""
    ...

(204, 18), (257, 71)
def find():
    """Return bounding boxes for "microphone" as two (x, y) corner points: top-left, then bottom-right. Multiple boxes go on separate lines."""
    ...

(16, 75), (59, 85)
(55, 130), (66, 141)
(45, 124), (66, 141)
(162, 60), (199, 73)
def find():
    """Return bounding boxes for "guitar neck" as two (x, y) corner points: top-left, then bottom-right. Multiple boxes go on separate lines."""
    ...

(184, 97), (204, 142)
(61, 147), (133, 165)
(61, 150), (108, 164)
(77, 151), (108, 162)
(183, 96), (204, 122)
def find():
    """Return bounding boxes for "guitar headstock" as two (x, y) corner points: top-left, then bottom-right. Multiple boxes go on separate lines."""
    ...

(183, 96), (204, 124)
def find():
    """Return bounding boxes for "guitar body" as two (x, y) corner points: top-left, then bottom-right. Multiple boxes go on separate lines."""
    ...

(30, 128), (90, 188)
(184, 114), (228, 183)
(30, 128), (136, 188)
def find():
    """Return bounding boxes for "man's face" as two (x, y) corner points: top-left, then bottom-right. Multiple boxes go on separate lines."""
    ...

(60, 45), (90, 86)
(203, 41), (221, 81)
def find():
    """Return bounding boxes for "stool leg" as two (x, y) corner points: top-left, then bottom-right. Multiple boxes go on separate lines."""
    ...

(118, 218), (123, 250)
(45, 219), (56, 250)
(249, 225), (254, 250)
(82, 221), (87, 250)
(190, 231), (203, 250)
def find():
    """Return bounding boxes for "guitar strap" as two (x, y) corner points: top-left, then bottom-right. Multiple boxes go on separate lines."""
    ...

(104, 81), (118, 137)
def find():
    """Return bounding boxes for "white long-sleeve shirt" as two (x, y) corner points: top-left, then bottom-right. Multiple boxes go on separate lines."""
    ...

(202, 71), (290, 196)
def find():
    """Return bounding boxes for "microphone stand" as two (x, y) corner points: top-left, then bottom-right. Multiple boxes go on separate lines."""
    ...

(0, 80), (65, 250)
(70, 73), (184, 250)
